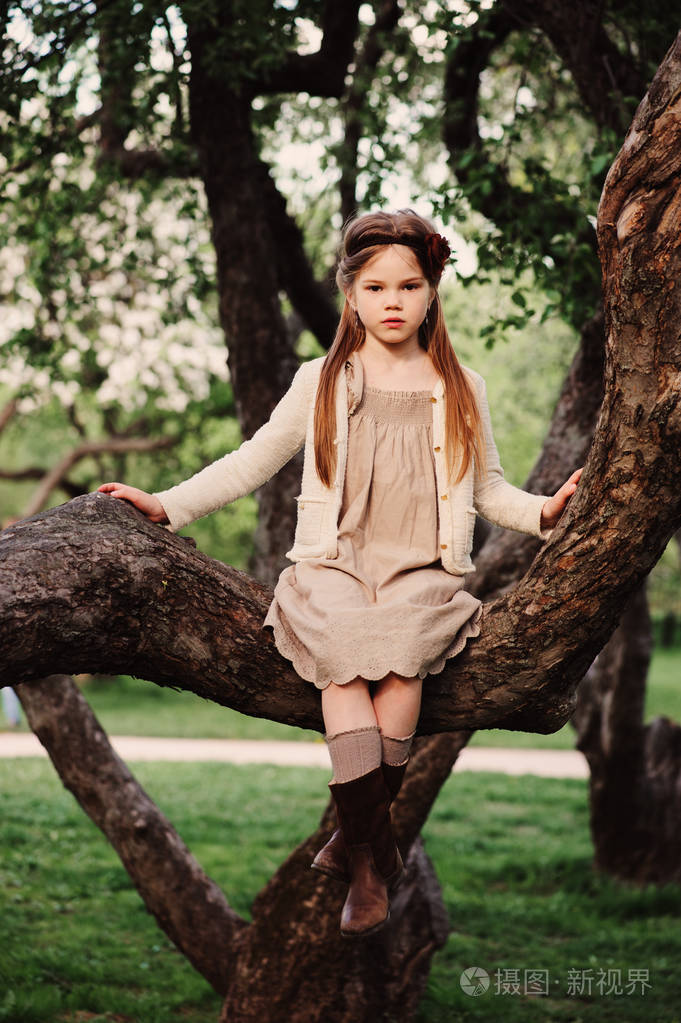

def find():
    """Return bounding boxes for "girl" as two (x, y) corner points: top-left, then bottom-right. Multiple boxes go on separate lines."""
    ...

(99, 210), (581, 940)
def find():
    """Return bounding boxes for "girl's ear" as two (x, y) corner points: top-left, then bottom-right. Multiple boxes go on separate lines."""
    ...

(344, 290), (356, 312)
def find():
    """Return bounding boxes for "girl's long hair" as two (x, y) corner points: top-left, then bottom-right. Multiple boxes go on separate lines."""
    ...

(314, 209), (483, 487)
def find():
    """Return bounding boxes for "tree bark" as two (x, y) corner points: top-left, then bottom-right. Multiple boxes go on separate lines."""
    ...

(186, 12), (303, 586)
(573, 578), (681, 885)
(217, 832), (448, 1023)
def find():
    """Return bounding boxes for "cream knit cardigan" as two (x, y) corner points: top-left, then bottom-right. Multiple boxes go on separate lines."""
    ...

(156, 350), (550, 575)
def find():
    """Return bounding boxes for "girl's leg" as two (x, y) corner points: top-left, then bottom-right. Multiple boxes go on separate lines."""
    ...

(321, 677), (381, 784)
(372, 671), (422, 740)
(372, 672), (421, 802)
(316, 678), (402, 936)
(320, 676), (377, 735)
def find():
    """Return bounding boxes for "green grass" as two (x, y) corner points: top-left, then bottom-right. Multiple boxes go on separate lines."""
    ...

(59, 674), (315, 742)
(2, 761), (680, 1022)
(418, 771), (681, 1023)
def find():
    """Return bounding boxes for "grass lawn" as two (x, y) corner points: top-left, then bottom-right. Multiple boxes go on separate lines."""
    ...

(2, 760), (680, 1022)
(4, 645), (677, 750)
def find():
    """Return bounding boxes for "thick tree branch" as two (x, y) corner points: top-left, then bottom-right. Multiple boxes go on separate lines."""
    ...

(16, 673), (246, 994)
(95, 144), (198, 179)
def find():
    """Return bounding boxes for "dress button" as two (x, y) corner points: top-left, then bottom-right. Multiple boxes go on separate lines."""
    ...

(433, 445), (440, 452)
(430, 396), (437, 403)
(440, 494), (448, 501)
(440, 543), (447, 550)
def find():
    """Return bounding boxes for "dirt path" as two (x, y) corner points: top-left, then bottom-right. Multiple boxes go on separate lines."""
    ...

(0, 731), (588, 777)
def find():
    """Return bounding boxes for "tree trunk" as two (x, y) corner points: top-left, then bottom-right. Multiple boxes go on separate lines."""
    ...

(573, 584), (681, 883)
(218, 833), (448, 1023)
(186, 15), (301, 586)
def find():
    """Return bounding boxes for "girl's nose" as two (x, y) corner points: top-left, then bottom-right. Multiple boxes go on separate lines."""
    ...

(384, 292), (402, 308)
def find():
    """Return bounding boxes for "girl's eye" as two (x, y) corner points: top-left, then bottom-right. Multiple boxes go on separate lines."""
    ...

(366, 285), (382, 292)
(404, 283), (420, 291)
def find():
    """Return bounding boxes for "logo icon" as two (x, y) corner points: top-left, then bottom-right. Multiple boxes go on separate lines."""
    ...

(460, 966), (490, 996)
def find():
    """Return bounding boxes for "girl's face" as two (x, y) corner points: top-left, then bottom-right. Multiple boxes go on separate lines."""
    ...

(348, 245), (433, 349)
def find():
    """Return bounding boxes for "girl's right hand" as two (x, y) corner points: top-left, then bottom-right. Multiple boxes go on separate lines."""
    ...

(97, 483), (169, 524)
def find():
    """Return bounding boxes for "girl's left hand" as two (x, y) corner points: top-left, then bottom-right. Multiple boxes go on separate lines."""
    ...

(540, 467), (583, 531)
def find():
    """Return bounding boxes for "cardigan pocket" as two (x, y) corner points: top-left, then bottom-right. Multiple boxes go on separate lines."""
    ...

(294, 495), (326, 546)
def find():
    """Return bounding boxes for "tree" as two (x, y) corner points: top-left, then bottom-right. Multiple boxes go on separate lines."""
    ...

(2, 2), (681, 1019)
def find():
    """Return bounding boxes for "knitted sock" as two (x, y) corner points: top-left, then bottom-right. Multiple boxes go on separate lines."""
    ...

(381, 731), (415, 767)
(325, 725), (382, 783)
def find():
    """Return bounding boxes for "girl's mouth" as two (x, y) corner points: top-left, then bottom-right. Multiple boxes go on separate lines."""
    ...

(382, 318), (405, 325)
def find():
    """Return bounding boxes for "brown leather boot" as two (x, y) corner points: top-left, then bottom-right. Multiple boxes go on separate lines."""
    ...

(311, 761), (408, 883)
(328, 766), (404, 938)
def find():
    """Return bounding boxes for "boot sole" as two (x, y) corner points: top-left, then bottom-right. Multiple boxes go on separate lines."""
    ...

(340, 910), (389, 939)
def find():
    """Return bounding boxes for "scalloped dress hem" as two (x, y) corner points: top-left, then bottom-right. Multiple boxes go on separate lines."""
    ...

(262, 603), (482, 690)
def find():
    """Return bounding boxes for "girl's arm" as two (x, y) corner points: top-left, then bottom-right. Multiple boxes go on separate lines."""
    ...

(103, 359), (313, 533)
(472, 375), (580, 537)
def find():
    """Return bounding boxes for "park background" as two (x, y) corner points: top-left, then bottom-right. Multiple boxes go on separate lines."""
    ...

(2, 2), (681, 1021)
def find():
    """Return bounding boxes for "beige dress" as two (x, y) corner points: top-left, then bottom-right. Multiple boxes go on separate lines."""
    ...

(263, 375), (482, 690)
